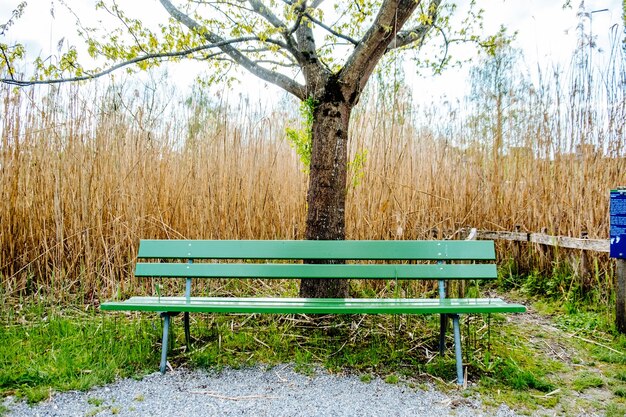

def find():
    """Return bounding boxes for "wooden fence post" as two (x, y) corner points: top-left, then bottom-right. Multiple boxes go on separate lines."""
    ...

(617, 259), (626, 334)
(579, 231), (591, 292)
(512, 225), (522, 275)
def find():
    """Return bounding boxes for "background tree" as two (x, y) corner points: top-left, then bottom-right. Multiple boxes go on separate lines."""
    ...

(1, 0), (502, 298)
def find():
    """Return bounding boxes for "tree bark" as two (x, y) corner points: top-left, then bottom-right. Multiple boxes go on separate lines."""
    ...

(299, 96), (351, 298)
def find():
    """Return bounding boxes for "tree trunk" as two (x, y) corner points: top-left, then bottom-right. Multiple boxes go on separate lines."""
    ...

(299, 98), (351, 298)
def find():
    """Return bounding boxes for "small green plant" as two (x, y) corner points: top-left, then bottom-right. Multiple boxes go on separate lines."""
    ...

(347, 149), (368, 188)
(87, 398), (104, 407)
(285, 97), (315, 170)
(360, 374), (372, 383)
(133, 394), (145, 402)
(384, 374), (399, 384)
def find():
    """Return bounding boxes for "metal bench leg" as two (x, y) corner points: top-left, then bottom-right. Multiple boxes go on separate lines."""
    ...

(439, 314), (448, 355)
(452, 314), (464, 386)
(184, 312), (191, 350)
(160, 314), (171, 374)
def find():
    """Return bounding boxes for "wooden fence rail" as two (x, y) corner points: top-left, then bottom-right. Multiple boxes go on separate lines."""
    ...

(468, 227), (623, 334)
(475, 230), (609, 253)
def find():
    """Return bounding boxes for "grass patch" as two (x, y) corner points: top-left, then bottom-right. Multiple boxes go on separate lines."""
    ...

(572, 371), (604, 391)
(3, 295), (626, 417)
(606, 403), (626, 417)
(0, 303), (159, 402)
(614, 386), (626, 398)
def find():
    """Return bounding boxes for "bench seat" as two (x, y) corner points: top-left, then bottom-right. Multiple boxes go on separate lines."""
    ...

(101, 296), (526, 315)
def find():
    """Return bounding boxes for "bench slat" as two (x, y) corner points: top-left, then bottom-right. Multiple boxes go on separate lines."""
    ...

(100, 296), (526, 314)
(134, 262), (498, 280)
(137, 240), (495, 260)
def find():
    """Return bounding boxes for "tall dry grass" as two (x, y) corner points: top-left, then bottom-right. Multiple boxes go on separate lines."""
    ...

(1, 32), (624, 303)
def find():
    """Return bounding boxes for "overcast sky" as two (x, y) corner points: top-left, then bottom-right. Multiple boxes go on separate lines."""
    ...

(0, 0), (622, 103)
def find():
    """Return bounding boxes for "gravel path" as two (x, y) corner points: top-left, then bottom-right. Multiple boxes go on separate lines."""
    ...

(3, 365), (521, 417)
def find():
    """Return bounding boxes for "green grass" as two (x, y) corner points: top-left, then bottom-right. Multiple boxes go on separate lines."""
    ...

(384, 374), (399, 384)
(572, 371), (604, 391)
(0, 303), (159, 403)
(1, 302), (533, 403)
(2, 294), (626, 417)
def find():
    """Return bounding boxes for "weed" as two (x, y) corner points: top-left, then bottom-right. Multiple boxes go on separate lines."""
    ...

(87, 398), (104, 407)
(360, 374), (372, 383)
(384, 374), (399, 384)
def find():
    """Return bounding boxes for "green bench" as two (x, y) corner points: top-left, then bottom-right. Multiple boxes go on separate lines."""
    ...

(100, 239), (526, 385)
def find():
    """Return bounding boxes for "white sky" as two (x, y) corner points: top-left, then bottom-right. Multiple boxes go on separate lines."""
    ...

(0, 0), (622, 103)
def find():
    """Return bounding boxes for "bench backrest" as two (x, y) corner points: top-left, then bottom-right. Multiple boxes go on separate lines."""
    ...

(135, 240), (497, 281)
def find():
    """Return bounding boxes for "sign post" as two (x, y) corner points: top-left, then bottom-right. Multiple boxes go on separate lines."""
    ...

(611, 188), (626, 333)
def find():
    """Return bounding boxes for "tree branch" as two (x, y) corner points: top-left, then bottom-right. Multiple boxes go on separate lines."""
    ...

(294, 2), (327, 91)
(304, 12), (359, 46)
(386, 0), (441, 51)
(0, 45), (16, 80)
(340, 0), (421, 102)
(1, 40), (243, 86)
(159, 0), (305, 99)
(247, 0), (302, 61)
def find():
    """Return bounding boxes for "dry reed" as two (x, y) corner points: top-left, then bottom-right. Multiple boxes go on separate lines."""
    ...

(1, 36), (624, 303)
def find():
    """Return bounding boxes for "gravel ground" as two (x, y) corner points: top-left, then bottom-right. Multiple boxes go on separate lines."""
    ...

(3, 365), (521, 417)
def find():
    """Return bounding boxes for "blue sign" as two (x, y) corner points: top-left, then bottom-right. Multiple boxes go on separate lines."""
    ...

(611, 189), (626, 259)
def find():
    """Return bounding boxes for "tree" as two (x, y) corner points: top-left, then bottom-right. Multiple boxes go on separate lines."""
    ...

(467, 42), (528, 158)
(1, 0), (501, 298)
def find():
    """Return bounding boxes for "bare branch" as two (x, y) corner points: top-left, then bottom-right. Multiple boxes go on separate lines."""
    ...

(254, 59), (298, 68)
(159, 0), (305, 99)
(304, 12), (358, 46)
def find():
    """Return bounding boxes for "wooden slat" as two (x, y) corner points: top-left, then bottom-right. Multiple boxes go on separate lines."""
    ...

(528, 233), (609, 252)
(137, 239), (495, 260)
(100, 296), (526, 314)
(478, 231), (529, 242)
(134, 262), (498, 280)
(477, 231), (609, 252)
